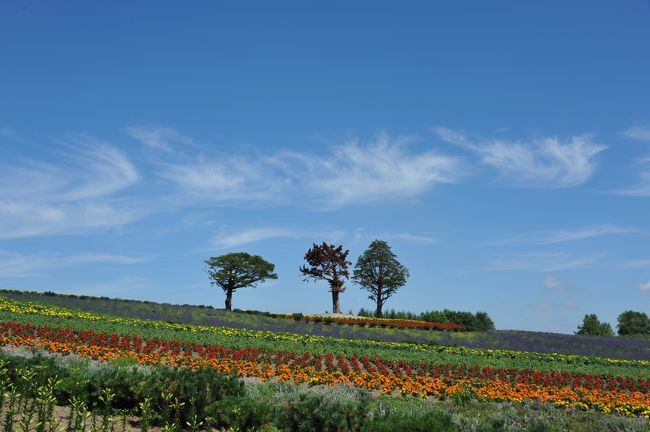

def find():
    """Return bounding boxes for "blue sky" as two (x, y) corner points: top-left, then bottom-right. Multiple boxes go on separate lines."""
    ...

(1, 1), (649, 333)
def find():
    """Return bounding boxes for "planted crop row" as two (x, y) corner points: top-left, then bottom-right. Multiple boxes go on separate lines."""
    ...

(2, 320), (650, 417)
(0, 296), (648, 379)
(0, 297), (650, 378)
(7, 289), (648, 361)
(3, 321), (649, 393)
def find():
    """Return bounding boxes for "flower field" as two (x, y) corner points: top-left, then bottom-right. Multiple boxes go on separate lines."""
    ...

(0, 294), (649, 427)
(5, 289), (650, 361)
(1, 295), (648, 377)
(2, 320), (650, 418)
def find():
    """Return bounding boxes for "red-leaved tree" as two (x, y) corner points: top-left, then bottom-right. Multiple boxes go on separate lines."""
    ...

(299, 242), (351, 314)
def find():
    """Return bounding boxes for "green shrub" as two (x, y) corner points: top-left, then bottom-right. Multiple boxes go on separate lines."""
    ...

(0, 350), (246, 428)
(525, 419), (559, 432)
(273, 386), (369, 432)
(474, 418), (507, 432)
(1, 352), (67, 397)
(138, 366), (245, 426)
(363, 409), (458, 432)
(210, 394), (274, 430)
(358, 308), (495, 331)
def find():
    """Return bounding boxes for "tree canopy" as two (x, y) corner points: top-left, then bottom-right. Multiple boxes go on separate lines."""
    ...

(205, 252), (277, 311)
(352, 240), (409, 318)
(576, 314), (614, 337)
(617, 310), (650, 336)
(299, 242), (351, 314)
(357, 308), (495, 331)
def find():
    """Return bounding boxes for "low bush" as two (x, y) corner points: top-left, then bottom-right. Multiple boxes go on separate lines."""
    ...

(273, 386), (370, 432)
(363, 409), (459, 432)
(0, 350), (244, 428)
(139, 366), (245, 426)
(210, 394), (275, 431)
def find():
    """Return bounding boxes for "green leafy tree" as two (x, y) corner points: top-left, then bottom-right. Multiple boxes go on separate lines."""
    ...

(300, 242), (351, 314)
(576, 314), (614, 336)
(352, 240), (409, 318)
(617, 310), (650, 336)
(205, 252), (277, 311)
(473, 312), (496, 332)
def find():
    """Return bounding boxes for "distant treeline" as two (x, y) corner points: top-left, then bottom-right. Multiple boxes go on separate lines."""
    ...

(357, 308), (495, 332)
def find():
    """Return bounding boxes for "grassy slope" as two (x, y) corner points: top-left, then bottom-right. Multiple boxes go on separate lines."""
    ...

(1, 289), (649, 361)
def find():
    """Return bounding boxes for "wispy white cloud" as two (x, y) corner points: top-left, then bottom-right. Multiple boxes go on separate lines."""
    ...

(210, 226), (348, 250)
(640, 280), (650, 292)
(124, 125), (193, 151)
(0, 139), (138, 203)
(58, 137), (139, 201)
(624, 258), (650, 268)
(0, 252), (146, 278)
(297, 133), (463, 208)
(543, 225), (636, 243)
(386, 233), (438, 245)
(162, 132), (464, 209)
(472, 251), (606, 273)
(542, 275), (572, 293)
(434, 127), (606, 188)
(352, 228), (438, 245)
(149, 126), (286, 205)
(0, 202), (142, 239)
(615, 126), (650, 196)
(623, 126), (650, 142)
(162, 155), (285, 203)
(208, 224), (430, 253)
(615, 171), (650, 197)
(489, 224), (636, 246)
(212, 227), (300, 249)
(0, 136), (142, 238)
(0, 127), (31, 145)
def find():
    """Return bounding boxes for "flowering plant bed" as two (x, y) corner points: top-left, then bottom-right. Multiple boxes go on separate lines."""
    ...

(295, 314), (463, 330)
(2, 295), (650, 420)
(243, 310), (464, 330)
(1, 320), (649, 417)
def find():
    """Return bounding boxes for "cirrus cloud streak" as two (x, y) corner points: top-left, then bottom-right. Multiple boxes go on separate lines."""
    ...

(434, 127), (606, 188)
(158, 132), (466, 209)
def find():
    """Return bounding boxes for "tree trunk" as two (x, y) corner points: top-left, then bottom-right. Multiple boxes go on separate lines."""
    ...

(225, 289), (233, 311)
(375, 302), (383, 318)
(375, 287), (383, 318)
(331, 291), (341, 314)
